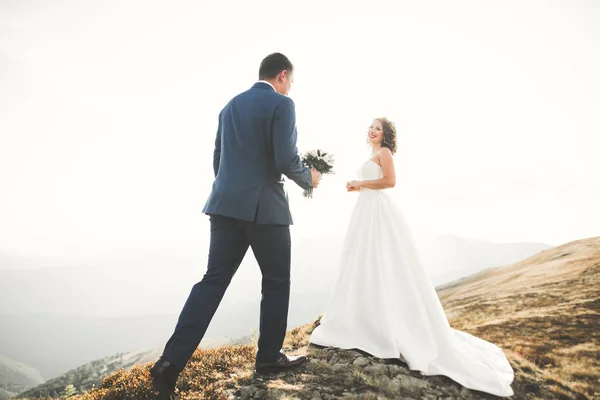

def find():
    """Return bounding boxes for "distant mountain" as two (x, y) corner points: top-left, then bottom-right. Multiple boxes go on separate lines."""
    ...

(0, 313), (178, 380)
(0, 235), (552, 316)
(0, 388), (14, 400)
(0, 233), (552, 381)
(0, 355), (44, 399)
(412, 232), (552, 285)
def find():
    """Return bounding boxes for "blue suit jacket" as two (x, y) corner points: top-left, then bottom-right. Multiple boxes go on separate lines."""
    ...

(202, 82), (312, 225)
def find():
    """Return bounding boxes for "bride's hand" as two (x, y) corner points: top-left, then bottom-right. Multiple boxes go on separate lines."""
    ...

(346, 181), (361, 192)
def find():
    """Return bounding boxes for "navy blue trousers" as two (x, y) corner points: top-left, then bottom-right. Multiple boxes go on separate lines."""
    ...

(161, 214), (291, 370)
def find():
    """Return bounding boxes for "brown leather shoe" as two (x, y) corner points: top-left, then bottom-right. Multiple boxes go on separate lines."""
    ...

(255, 353), (308, 373)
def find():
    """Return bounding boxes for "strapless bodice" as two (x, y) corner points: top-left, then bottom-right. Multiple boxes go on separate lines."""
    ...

(358, 160), (383, 181)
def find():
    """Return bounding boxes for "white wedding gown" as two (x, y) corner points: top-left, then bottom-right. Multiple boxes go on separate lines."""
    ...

(309, 155), (515, 397)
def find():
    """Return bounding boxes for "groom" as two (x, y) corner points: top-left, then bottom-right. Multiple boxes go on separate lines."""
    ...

(150, 53), (321, 399)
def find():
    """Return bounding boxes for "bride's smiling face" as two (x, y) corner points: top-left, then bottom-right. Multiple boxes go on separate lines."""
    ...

(368, 119), (384, 145)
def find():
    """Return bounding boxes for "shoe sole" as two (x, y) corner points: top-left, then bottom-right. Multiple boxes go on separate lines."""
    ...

(149, 368), (172, 400)
(255, 358), (308, 374)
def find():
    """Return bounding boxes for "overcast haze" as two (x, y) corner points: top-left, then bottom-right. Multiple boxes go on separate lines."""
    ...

(1, 0), (599, 262)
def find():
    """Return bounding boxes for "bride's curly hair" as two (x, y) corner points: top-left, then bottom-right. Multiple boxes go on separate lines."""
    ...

(377, 117), (397, 155)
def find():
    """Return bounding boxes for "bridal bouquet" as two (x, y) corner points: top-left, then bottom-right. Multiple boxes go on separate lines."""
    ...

(301, 149), (335, 198)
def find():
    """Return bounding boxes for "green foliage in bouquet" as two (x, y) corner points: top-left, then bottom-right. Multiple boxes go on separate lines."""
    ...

(301, 149), (335, 198)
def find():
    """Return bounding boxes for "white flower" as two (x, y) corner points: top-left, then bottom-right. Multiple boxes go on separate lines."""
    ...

(302, 149), (334, 169)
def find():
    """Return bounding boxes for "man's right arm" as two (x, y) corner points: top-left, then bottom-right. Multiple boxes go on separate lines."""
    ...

(213, 111), (222, 177)
(272, 97), (313, 190)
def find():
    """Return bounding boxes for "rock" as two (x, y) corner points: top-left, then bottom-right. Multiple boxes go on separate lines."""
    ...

(240, 386), (257, 399)
(394, 375), (431, 391)
(254, 389), (266, 399)
(328, 353), (346, 365)
(389, 379), (402, 393)
(332, 363), (350, 372)
(327, 349), (363, 366)
(363, 364), (388, 375)
(445, 386), (460, 396)
(347, 350), (364, 358)
(387, 364), (408, 376)
(353, 357), (371, 367)
(460, 387), (473, 398)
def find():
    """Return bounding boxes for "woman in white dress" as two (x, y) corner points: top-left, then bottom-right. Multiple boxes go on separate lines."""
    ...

(309, 118), (515, 397)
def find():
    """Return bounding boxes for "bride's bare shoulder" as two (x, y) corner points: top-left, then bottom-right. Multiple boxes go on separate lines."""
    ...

(379, 147), (393, 157)
(378, 147), (394, 162)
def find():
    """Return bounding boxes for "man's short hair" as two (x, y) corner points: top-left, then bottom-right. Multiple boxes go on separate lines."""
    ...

(259, 53), (294, 80)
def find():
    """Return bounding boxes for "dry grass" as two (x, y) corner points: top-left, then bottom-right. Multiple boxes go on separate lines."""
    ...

(26, 345), (257, 400)
(438, 236), (600, 400)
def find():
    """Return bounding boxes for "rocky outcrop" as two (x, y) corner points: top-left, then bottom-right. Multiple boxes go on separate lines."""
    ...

(231, 344), (503, 400)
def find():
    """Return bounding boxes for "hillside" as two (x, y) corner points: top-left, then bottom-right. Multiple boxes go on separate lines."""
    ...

(0, 355), (44, 399)
(15, 347), (161, 399)
(18, 236), (600, 399)
(16, 338), (237, 399)
(437, 236), (600, 399)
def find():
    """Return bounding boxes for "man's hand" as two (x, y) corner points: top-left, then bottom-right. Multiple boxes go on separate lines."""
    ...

(311, 168), (322, 188)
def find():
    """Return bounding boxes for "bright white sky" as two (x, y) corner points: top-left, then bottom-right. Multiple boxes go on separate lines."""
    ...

(1, 0), (599, 260)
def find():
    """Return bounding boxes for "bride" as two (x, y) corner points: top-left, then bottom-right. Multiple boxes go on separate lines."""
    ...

(309, 118), (515, 397)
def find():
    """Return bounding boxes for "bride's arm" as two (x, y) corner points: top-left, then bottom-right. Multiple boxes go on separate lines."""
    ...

(351, 148), (396, 190)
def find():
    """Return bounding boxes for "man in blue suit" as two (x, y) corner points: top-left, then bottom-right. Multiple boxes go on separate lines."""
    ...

(150, 53), (321, 399)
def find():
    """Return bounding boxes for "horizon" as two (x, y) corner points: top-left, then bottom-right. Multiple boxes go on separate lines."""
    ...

(0, 229), (559, 270)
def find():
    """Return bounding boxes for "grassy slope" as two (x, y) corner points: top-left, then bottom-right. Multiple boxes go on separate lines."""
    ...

(438, 236), (600, 399)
